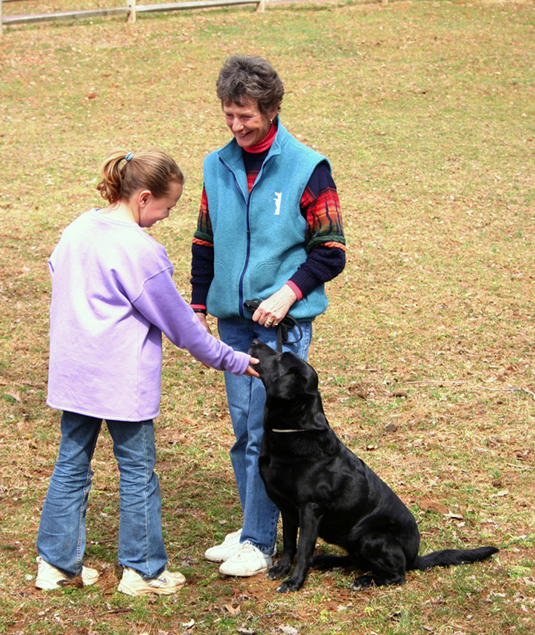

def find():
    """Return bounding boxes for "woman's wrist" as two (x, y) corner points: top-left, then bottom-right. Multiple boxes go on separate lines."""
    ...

(285, 281), (302, 301)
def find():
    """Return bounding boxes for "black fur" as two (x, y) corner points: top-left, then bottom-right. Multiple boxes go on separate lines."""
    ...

(249, 340), (499, 593)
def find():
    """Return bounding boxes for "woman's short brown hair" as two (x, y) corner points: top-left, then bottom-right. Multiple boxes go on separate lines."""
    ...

(216, 55), (284, 116)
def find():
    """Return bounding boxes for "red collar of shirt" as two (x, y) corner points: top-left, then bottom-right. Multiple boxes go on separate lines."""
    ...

(242, 122), (277, 154)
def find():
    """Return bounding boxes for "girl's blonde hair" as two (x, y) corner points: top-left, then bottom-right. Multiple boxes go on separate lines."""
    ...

(96, 149), (184, 204)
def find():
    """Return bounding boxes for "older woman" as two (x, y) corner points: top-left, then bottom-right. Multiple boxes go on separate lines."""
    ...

(191, 55), (346, 577)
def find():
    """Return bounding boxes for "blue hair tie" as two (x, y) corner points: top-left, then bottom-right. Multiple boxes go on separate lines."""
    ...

(125, 152), (134, 162)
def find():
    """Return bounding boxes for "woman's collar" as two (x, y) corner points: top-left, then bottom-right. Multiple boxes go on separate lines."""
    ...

(242, 120), (278, 154)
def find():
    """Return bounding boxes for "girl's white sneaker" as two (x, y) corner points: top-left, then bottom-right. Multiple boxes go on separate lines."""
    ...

(35, 556), (99, 590)
(118, 567), (185, 596)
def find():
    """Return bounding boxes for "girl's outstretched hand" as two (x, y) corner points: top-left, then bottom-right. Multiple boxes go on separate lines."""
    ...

(245, 357), (260, 378)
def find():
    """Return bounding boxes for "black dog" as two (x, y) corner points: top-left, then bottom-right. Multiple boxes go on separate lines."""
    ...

(249, 340), (499, 593)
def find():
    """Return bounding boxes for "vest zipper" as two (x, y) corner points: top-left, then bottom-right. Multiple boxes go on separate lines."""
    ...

(221, 161), (249, 319)
(238, 196), (251, 319)
(237, 157), (271, 319)
(222, 153), (273, 319)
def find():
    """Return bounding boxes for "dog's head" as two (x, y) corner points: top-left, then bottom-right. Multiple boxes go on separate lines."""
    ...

(248, 339), (319, 399)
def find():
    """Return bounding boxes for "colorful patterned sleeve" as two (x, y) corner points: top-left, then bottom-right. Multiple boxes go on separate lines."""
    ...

(193, 186), (214, 246)
(301, 162), (346, 252)
(288, 162), (346, 299)
(191, 186), (214, 309)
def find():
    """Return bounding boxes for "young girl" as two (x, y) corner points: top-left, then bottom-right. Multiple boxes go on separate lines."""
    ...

(36, 149), (258, 596)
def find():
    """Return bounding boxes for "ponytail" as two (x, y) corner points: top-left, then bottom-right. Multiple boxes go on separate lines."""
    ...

(96, 149), (184, 204)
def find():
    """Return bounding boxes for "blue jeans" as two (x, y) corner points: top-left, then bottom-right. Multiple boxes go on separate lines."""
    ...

(218, 318), (312, 555)
(36, 411), (167, 579)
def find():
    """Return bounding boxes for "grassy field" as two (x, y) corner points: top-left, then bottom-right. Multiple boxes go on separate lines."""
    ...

(1, 0), (534, 633)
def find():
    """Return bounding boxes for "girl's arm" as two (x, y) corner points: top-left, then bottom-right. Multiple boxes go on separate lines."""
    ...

(132, 267), (251, 376)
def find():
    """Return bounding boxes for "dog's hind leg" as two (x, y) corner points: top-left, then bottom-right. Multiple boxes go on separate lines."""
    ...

(277, 503), (323, 593)
(352, 533), (407, 590)
(267, 512), (298, 581)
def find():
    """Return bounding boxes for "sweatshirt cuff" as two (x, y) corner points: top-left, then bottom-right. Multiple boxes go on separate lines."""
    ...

(235, 352), (252, 376)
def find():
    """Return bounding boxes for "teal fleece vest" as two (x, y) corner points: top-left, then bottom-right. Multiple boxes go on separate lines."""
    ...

(203, 121), (330, 321)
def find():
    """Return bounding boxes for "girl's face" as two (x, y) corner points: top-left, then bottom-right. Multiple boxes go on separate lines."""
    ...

(223, 99), (278, 148)
(138, 181), (183, 228)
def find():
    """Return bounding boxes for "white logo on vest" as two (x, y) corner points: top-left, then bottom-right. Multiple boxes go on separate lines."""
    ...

(274, 192), (282, 215)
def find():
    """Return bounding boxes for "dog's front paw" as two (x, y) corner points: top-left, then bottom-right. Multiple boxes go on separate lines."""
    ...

(351, 575), (374, 591)
(277, 577), (302, 593)
(267, 564), (292, 581)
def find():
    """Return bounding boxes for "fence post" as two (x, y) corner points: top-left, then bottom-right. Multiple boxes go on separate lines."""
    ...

(127, 0), (136, 23)
(256, 0), (265, 12)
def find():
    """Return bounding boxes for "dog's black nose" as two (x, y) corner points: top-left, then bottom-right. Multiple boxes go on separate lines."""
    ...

(248, 339), (260, 356)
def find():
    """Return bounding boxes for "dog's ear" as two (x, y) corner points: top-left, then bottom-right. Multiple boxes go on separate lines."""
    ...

(303, 365), (319, 393)
(269, 367), (307, 399)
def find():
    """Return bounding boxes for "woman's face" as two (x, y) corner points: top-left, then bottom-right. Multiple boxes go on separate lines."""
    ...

(223, 99), (277, 148)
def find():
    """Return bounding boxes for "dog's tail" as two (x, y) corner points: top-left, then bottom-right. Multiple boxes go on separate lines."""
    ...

(413, 546), (499, 571)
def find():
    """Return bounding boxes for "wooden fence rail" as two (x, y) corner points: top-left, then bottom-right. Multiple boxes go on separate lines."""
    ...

(0, 0), (266, 34)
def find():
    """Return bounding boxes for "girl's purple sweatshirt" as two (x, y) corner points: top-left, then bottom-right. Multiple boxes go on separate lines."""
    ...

(47, 209), (250, 422)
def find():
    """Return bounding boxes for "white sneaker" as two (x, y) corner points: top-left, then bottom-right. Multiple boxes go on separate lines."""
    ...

(219, 541), (272, 577)
(117, 567), (186, 596)
(204, 528), (243, 563)
(35, 556), (99, 590)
